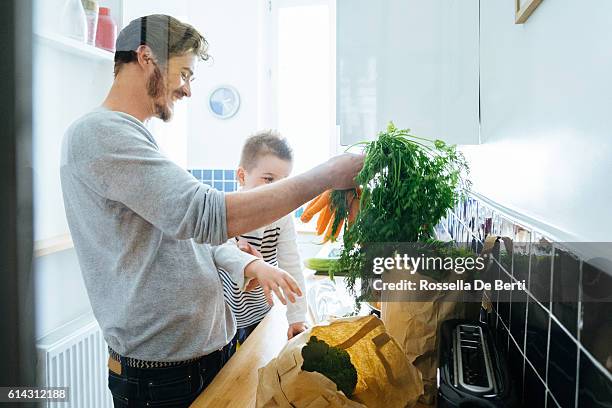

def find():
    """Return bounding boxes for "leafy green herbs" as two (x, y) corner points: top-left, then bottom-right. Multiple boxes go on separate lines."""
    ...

(330, 123), (471, 295)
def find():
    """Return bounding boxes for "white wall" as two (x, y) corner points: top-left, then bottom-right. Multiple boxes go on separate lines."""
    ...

(33, 0), (116, 336)
(34, 251), (93, 338)
(462, 0), (612, 241)
(123, 0), (268, 170)
(33, 47), (113, 241)
(184, 0), (267, 169)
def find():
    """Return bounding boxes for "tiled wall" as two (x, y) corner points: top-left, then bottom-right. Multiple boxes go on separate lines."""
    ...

(189, 169), (238, 192)
(188, 168), (306, 219)
(446, 194), (612, 408)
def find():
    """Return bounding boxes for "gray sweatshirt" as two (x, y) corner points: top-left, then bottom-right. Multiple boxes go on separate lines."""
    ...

(60, 108), (258, 362)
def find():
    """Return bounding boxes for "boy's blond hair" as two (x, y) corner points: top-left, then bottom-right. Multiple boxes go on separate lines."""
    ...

(239, 130), (293, 171)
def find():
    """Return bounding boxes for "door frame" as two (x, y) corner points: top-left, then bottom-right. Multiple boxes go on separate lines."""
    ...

(0, 0), (36, 397)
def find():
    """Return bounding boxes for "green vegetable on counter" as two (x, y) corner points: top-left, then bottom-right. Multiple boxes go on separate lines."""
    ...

(304, 257), (337, 273)
(301, 336), (358, 398)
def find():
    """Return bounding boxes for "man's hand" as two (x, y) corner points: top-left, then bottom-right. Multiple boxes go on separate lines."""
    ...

(287, 322), (307, 339)
(324, 153), (365, 190)
(244, 260), (302, 306)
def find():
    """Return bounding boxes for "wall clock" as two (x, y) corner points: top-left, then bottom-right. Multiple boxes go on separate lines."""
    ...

(208, 85), (241, 119)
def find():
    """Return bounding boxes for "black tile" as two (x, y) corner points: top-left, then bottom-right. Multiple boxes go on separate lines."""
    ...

(552, 246), (580, 336)
(513, 251), (531, 288)
(581, 260), (612, 373)
(552, 246), (580, 302)
(526, 297), (549, 379)
(581, 258), (612, 303)
(547, 391), (561, 407)
(578, 351), (612, 408)
(510, 290), (527, 351)
(552, 301), (579, 339)
(512, 225), (531, 293)
(499, 218), (514, 272)
(498, 265), (512, 324)
(524, 362), (546, 407)
(481, 240), (500, 302)
(495, 317), (509, 354)
(508, 337), (525, 404)
(529, 234), (553, 304)
(547, 319), (578, 408)
(485, 307), (497, 328)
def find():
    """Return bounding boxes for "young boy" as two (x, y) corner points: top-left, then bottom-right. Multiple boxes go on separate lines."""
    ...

(219, 131), (308, 348)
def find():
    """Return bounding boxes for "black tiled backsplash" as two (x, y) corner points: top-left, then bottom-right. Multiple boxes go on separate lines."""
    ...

(508, 336), (525, 403)
(552, 246), (580, 337)
(548, 319), (578, 407)
(446, 194), (612, 407)
(530, 233), (554, 305)
(547, 392), (561, 408)
(498, 268), (511, 329)
(496, 320), (510, 354)
(525, 361), (547, 407)
(581, 260), (612, 374)
(579, 350), (612, 407)
(509, 291), (527, 349)
(526, 297), (549, 379)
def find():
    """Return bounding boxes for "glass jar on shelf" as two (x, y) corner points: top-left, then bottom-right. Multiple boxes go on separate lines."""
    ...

(95, 7), (117, 52)
(81, 0), (99, 45)
(60, 0), (87, 42)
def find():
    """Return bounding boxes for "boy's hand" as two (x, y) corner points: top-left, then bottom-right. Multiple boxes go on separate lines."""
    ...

(237, 239), (262, 259)
(287, 322), (307, 339)
(244, 278), (260, 292)
(244, 260), (303, 306)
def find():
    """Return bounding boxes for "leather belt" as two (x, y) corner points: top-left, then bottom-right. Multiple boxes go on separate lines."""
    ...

(108, 347), (202, 369)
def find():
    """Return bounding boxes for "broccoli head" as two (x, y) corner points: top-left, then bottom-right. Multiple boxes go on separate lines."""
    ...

(301, 336), (358, 398)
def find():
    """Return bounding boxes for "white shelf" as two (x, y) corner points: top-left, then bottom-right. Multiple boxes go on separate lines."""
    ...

(34, 233), (74, 257)
(34, 30), (114, 62)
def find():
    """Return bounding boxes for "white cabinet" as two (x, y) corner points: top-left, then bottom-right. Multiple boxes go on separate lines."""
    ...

(336, 0), (479, 145)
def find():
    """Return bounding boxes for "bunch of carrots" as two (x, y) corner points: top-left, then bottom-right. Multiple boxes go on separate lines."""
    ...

(300, 188), (361, 243)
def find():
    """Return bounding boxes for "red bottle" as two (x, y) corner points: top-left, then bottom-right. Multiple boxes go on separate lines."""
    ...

(95, 7), (117, 52)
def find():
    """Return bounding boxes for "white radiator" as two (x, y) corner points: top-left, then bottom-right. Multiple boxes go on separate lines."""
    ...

(37, 314), (113, 408)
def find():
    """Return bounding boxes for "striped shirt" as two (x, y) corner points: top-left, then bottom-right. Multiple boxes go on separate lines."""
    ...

(219, 214), (307, 329)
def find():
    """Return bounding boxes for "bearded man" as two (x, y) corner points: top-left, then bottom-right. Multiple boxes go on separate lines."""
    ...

(60, 14), (362, 407)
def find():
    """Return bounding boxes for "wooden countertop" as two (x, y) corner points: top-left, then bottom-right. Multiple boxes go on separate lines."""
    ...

(190, 304), (289, 408)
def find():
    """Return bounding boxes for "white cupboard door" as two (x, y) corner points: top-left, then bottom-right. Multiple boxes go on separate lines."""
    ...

(337, 0), (479, 145)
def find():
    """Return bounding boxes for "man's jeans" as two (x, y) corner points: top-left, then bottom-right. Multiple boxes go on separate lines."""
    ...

(108, 344), (233, 407)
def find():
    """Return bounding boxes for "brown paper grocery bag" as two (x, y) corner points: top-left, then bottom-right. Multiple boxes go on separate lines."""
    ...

(380, 268), (481, 405)
(256, 316), (423, 408)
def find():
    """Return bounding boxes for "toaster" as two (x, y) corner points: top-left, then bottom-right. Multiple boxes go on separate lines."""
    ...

(437, 319), (518, 407)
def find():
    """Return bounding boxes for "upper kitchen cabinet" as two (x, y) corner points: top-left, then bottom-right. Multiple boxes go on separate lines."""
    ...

(337, 0), (479, 145)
